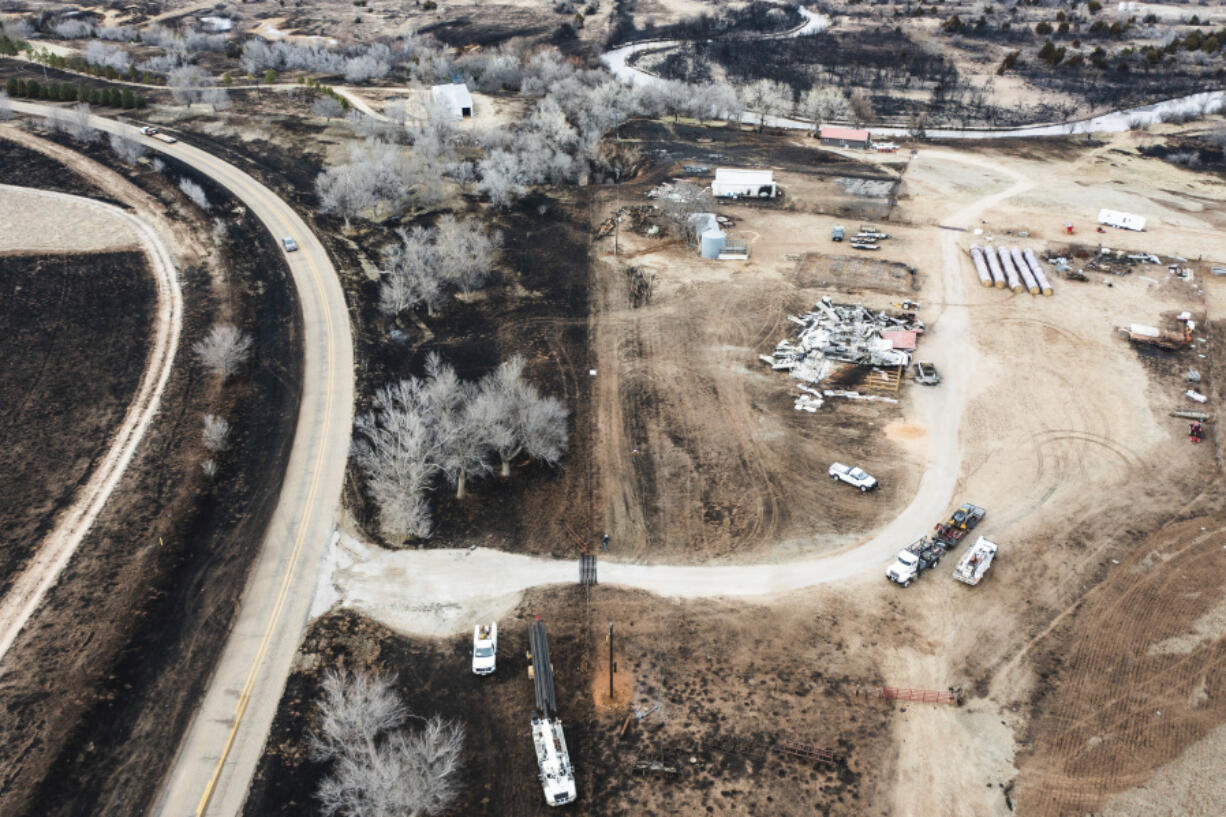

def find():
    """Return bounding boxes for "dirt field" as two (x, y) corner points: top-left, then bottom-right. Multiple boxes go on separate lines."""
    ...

(302, 120), (1226, 816)
(0, 251), (153, 597)
(245, 584), (896, 817)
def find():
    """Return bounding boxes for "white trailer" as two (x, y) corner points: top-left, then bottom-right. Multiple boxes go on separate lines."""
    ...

(952, 536), (997, 585)
(1098, 208), (1146, 231)
(712, 168), (778, 199)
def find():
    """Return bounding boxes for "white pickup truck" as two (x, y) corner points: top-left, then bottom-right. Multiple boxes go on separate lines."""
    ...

(828, 462), (878, 492)
(472, 622), (497, 675)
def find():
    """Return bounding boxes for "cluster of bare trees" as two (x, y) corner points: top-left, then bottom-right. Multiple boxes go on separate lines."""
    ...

(193, 323), (252, 478)
(43, 102), (98, 143)
(109, 131), (146, 163)
(378, 215), (501, 316)
(168, 64), (229, 110)
(354, 354), (567, 542)
(311, 669), (465, 817)
(316, 139), (436, 229)
(82, 41), (130, 73)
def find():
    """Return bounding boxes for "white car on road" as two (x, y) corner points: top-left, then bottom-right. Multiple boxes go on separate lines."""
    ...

(828, 462), (878, 492)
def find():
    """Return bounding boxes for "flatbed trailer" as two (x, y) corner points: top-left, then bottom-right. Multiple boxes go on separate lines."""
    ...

(934, 503), (985, 547)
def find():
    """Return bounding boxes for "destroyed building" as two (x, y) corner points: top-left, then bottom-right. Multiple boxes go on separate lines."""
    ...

(761, 297), (922, 411)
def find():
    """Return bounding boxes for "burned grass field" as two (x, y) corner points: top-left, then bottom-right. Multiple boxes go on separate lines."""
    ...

(244, 586), (892, 817)
(0, 141), (303, 817)
(0, 251), (152, 597)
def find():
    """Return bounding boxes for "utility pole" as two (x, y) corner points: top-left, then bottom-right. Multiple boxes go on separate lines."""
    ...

(608, 621), (614, 701)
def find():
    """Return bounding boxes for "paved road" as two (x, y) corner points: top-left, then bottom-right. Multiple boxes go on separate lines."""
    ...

(0, 182), (183, 667)
(327, 150), (1035, 637)
(6, 100), (355, 817)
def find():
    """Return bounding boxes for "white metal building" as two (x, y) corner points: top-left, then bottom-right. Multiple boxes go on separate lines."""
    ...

(711, 168), (778, 199)
(431, 82), (474, 120)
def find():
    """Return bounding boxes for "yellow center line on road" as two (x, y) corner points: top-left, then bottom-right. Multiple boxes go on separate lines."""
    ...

(180, 156), (340, 817)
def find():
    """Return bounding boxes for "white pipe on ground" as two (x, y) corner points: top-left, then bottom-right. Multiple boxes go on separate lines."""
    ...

(969, 245), (993, 287)
(994, 245), (1023, 292)
(983, 243), (1006, 287)
(1011, 246), (1039, 294)
(1023, 247), (1054, 295)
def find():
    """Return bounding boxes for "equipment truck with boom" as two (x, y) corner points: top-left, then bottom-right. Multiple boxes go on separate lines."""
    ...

(886, 537), (947, 587)
(953, 536), (998, 586)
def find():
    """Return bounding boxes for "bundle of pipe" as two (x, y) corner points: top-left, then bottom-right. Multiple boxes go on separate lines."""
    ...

(969, 245), (993, 287)
(1023, 247), (1054, 295)
(994, 245), (1023, 292)
(1010, 247), (1040, 294)
(984, 243), (1006, 288)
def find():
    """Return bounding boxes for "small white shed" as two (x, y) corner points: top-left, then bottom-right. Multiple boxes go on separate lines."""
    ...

(711, 168), (777, 199)
(431, 83), (474, 120)
(1098, 208), (1146, 231)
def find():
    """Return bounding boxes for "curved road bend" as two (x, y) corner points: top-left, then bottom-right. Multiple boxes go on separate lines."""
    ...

(8, 101), (355, 817)
(0, 184), (182, 666)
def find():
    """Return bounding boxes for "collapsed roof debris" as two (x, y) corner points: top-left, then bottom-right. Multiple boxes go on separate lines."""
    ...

(760, 297), (923, 411)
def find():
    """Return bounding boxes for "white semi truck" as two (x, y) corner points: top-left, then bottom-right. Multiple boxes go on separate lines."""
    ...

(952, 536), (997, 585)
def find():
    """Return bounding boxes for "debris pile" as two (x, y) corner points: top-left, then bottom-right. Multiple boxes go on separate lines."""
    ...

(594, 206), (659, 240)
(851, 224), (890, 252)
(760, 296), (922, 411)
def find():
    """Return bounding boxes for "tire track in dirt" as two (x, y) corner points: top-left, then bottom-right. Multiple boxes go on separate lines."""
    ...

(0, 185), (183, 667)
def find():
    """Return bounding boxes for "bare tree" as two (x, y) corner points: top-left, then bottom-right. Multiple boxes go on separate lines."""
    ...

(311, 669), (409, 762)
(434, 214), (501, 296)
(799, 87), (849, 129)
(378, 226), (445, 317)
(0, 91), (12, 122)
(179, 178), (210, 210)
(848, 89), (875, 127)
(110, 132), (147, 164)
(472, 356), (568, 477)
(202, 87), (231, 112)
(352, 356), (464, 541)
(312, 669), (465, 817)
(312, 96), (345, 122)
(201, 459), (219, 479)
(438, 396), (488, 500)
(740, 79), (791, 132)
(201, 413), (231, 451)
(168, 64), (214, 107)
(47, 103), (99, 143)
(193, 323), (252, 379)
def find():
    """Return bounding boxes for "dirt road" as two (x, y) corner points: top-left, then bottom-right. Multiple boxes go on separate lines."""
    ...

(0, 184), (182, 666)
(4, 101), (356, 817)
(323, 150), (1031, 635)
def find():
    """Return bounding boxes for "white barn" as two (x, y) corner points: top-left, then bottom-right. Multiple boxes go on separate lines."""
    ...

(431, 83), (474, 120)
(711, 168), (778, 199)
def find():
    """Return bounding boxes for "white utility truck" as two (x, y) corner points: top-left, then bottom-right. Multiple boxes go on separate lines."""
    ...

(952, 536), (997, 585)
(472, 622), (498, 675)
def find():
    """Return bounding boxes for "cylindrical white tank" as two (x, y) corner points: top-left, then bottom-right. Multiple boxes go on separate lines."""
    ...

(995, 245), (1023, 292)
(700, 228), (726, 259)
(1011, 246), (1039, 294)
(1023, 247), (1054, 295)
(969, 245), (992, 287)
(984, 244), (1006, 287)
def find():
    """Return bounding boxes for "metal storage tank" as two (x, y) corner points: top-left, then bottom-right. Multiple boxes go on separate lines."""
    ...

(700, 228), (726, 259)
